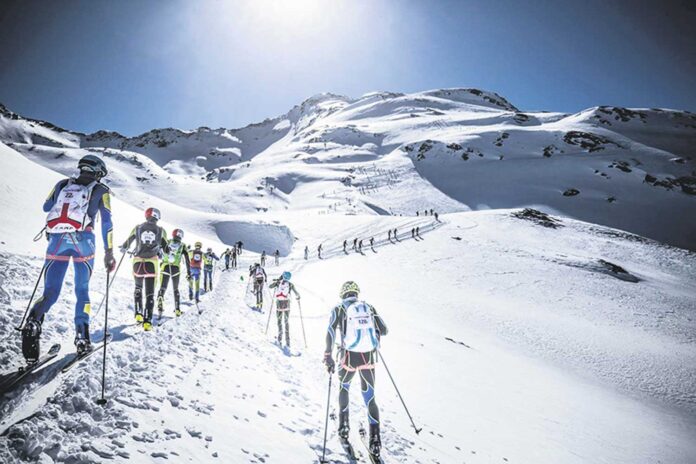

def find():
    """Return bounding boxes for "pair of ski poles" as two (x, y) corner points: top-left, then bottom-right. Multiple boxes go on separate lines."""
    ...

(263, 291), (308, 348)
(319, 349), (422, 461)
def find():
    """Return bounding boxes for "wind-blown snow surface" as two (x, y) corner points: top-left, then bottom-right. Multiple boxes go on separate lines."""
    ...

(0, 88), (695, 463)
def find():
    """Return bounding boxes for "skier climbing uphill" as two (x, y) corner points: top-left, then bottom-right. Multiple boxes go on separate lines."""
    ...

(323, 281), (388, 458)
(157, 228), (191, 318)
(249, 263), (267, 309)
(120, 207), (168, 331)
(203, 247), (219, 292)
(188, 242), (204, 303)
(268, 271), (300, 347)
(22, 155), (115, 361)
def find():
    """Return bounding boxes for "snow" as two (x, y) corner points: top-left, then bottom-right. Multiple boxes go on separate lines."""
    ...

(1, 87), (695, 463)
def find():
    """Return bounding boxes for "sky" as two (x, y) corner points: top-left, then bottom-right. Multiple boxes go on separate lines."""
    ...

(0, 0), (695, 136)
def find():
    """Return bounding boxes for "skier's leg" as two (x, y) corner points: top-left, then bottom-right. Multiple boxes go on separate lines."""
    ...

(172, 272), (181, 313)
(144, 275), (155, 324)
(338, 363), (355, 437)
(276, 310), (282, 343)
(28, 259), (68, 322)
(72, 257), (94, 343)
(359, 368), (380, 425)
(134, 276), (144, 319)
(158, 268), (170, 314)
(284, 310), (290, 346)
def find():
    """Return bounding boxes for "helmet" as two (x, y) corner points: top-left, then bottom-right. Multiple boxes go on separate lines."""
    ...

(282, 271), (291, 281)
(339, 281), (360, 299)
(77, 154), (108, 178)
(254, 262), (260, 267)
(172, 229), (184, 239)
(207, 247), (212, 253)
(195, 241), (202, 248)
(145, 207), (161, 221)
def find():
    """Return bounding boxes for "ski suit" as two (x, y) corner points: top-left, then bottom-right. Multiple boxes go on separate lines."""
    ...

(188, 248), (204, 302)
(203, 251), (219, 292)
(269, 278), (300, 346)
(122, 221), (168, 324)
(29, 176), (113, 339)
(250, 265), (267, 307)
(325, 297), (388, 428)
(158, 239), (190, 314)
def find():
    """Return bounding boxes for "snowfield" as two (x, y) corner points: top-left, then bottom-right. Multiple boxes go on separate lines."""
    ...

(0, 87), (695, 464)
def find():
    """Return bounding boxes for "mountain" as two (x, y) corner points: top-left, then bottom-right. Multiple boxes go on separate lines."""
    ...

(2, 88), (695, 250)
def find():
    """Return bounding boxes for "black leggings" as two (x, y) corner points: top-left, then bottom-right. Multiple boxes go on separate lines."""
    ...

(253, 280), (264, 305)
(338, 359), (380, 425)
(276, 303), (290, 344)
(158, 265), (181, 311)
(133, 261), (156, 323)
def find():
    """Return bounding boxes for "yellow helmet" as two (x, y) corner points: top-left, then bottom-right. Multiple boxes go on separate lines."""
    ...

(339, 281), (360, 299)
(195, 241), (202, 248)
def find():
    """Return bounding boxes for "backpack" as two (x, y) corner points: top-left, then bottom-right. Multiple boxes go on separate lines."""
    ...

(254, 267), (265, 280)
(45, 179), (97, 233)
(134, 222), (163, 258)
(165, 240), (184, 265)
(275, 281), (291, 300)
(343, 301), (378, 353)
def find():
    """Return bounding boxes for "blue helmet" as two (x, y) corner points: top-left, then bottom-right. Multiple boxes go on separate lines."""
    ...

(282, 271), (291, 281)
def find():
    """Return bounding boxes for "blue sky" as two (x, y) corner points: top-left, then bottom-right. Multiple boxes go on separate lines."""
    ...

(1, 0), (694, 136)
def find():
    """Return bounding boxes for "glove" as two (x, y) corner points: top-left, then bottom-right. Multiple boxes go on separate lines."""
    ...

(104, 248), (116, 272)
(119, 244), (128, 254)
(323, 352), (335, 374)
(296, 295), (301, 301)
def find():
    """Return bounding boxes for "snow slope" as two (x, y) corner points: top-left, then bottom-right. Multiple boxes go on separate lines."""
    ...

(1, 87), (695, 464)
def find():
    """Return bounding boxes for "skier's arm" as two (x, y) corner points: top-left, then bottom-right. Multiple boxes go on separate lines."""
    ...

(183, 246), (191, 274)
(97, 186), (114, 250)
(121, 226), (137, 251)
(43, 179), (68, 212)
(160, 230), (169, 253)
(324, 306), (341, 354)
(291, 283), (301, 299)
(370, 305), (388, 337)
(268, 279), (279, 289)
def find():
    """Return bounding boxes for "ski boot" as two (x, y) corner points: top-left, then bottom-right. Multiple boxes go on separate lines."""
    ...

(338, 412), (350, 440)
(74, 325), (92, 356)
(157, 295), (164, 318)
(135, 313), (144, 323)
(175, 308), (182, 317)
(369, 423), (381, 457)
(21, 317), (42, 364)
(143, 321), (153, 331)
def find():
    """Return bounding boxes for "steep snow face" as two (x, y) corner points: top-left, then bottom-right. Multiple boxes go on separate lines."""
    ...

(1, 88), (695, 250)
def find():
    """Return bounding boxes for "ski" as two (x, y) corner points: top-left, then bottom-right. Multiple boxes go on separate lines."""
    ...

(271, 341), (302, 357)
(339, 436), (360, 463)
(61, 334), (112, 373)
(0, 343), (61, 397)
(359, 425), (384, 464)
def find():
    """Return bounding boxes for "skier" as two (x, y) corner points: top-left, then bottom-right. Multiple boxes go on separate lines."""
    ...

(203, 247), (219, 292)
(237, 240), (244, 255)
(416, 226), (421, 237)
(274, 249), (280, 266)
(223, 248), (231, 270)
(120, 207), (168, 331)
(323, 281), (388, 458)
(188, 242), (204, 303)
(268, 271), (301, 347)
(231, 246), (238, 269)
(393, 228), (398, 241)
(22, 155), (115, 361)
(388, 230), (392, 241)
(430, 208), (434, 216)
(250, 263), (267, 309)
(343, 240), (348, 254)
(318, 244), (323, 259)
(370, 237), (375, 250)
(304, 246), (309, 260)
(352, 238), (358, 251)
(411, 228), (415, 238)
(261, 250), (267, 267)
(416, 211), (419, 217)
(434, 212), (439, 222)
(157, 228), (191, 318)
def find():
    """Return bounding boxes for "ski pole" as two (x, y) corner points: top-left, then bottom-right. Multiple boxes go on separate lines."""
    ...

(15, 262), (48, 331)
(264, 296), (275, 334)
(96, 271), (111, 406)
(297, 298), (308, 348)
(378, 350), (422, 434)
(320, 373), (333, 463)
(92, 250), (127, 320)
